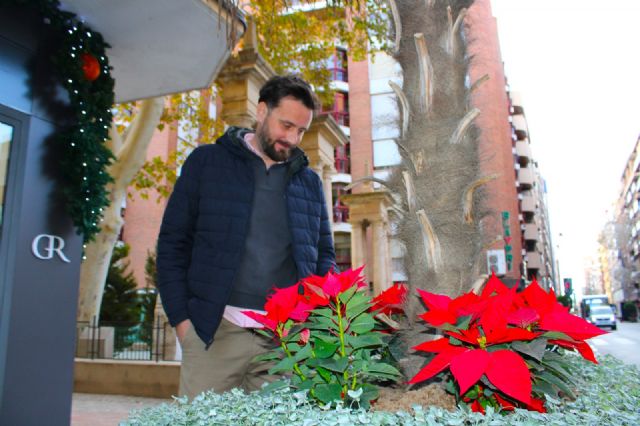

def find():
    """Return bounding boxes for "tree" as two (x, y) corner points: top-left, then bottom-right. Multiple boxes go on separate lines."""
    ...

(382, 0), (489, 378)
(386, 0), (482, 301)
(77, 97), (164, 323)
(99, 243), (141, 323)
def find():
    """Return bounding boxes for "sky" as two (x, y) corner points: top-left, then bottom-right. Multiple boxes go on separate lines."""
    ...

(489, 0), (640, 294)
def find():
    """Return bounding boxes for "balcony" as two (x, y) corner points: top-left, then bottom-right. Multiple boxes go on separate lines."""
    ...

(526, 252), (543, 270)
(64, 0), (246, 103)
(335, 156), (350, 174)
(333, 205), (350, 223)
(322, 111), (350, 127)
(510, 92), (524, 109)
(511, 115), (528, 139)
(517, 166), (535, 189)
(515, 140), (532, 165)
(521, 194), (536, 214)
(524, 223), (540, 242)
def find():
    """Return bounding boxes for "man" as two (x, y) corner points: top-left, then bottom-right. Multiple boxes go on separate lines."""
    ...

(156, 75), (336, 399)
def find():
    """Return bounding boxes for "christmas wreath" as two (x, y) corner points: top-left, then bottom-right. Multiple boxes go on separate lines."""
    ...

(1, 0), (115, 243)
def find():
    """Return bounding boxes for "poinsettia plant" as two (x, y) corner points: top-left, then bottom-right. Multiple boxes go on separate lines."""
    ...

(409, 273), (607, 414)
(243, 267), (407, 408)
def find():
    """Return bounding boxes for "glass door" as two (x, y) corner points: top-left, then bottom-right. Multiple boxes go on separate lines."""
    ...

(0, 120), (13, 230)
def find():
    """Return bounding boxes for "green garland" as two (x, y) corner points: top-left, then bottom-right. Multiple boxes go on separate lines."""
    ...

(1, 0), (115, 243)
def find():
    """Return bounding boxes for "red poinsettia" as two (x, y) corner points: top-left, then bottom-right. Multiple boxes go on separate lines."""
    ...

(410, 273), (607, 413)
(243, 267), (405, 409)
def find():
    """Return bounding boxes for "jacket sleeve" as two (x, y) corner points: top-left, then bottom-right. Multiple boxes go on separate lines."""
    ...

(315, 176), (337, 275)
(156, 147), (204, 327)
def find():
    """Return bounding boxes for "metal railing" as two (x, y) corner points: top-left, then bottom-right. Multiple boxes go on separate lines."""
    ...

(76, 317), (173, 362)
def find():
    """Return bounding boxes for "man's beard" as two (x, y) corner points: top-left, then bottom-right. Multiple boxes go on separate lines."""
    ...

(257, 121), (292, 162)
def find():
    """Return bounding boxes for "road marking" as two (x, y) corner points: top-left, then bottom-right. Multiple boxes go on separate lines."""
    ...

(590, 339), (608, 346)
(610, 336), (635, 345)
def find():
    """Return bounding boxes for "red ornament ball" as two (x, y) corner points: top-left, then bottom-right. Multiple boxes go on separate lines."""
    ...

(81, 53), (101, 81)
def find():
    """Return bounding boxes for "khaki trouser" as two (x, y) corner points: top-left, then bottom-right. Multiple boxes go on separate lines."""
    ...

(178, 319), (278, 400)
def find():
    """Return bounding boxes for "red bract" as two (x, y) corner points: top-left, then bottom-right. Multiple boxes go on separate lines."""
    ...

(241, 310), (278, 332)
(242, 284), (313, 335)
(549, 338), (598, 363)
(264, 285), (308, 323)
(300, 266), (367, 303)
(447, 324), (539, 347)
(506, 307), (540, 328)
(480, 272), (510, 298)
(526, 397), (547, 413)
(514, 280), (606, 341)
(370, 283), (407, 315)
(539, 309), (606, 341)
(416, 290), (458, 325)
(410, 341), (532, 404)
(485, 350), (531, 404)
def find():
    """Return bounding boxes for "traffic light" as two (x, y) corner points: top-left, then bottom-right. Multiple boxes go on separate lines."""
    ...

(563, 278), (573, 296)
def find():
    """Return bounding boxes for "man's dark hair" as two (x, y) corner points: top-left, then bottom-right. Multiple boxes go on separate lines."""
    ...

(259, 75), (319, 112)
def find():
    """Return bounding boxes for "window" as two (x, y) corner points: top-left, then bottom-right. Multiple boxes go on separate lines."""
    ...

(0, 121), (13, 230)
(334, 143), (350, 173)
(332, 182), (350, 223)
(327, 48), (348, 82)
(321, 91), (349, 126)
(334, 233), (351, 272)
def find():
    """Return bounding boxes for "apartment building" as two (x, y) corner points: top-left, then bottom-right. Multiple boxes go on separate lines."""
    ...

(603, 135), (640, 304)
(509, 93), (558, 289)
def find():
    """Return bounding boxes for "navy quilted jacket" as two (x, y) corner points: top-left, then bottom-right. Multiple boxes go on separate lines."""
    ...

(156, 127), (336, 346)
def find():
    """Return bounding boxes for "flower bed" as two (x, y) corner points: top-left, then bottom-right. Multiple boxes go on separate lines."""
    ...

(123, 354), (639, 425)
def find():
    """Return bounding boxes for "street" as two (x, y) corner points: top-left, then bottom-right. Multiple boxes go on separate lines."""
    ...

(588, 321), (640, 369)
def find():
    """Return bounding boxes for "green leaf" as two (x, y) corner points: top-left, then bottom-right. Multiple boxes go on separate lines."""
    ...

(525, 358), (545, 372)
(455, 315), (473, 330)
(306, 316), (336, 330)
(345, 292), (371, 319)
(253, 328), (272, 339)
(312, 308), (335, 319)
(512, 338), (548, 361)
(532, 379), (558, 398)
(359, 383), (379, 407)
(314, 383), (343, 404)
(314, 338), (339, 358)
(540, 358), (574, 384)
(538, 370), (577, 399)
(268, 356), (296, 374)
(349, 313), (375, 334)
(367, 362), (402, 379)
(346, 334), (384, 350)
(252, 351), (282, 363)
(297, 379), (315, 391)
(294, 343), (313, 362)
(316, 366), (332, 383)
(448, 336), (464, 346)
(338, 284), (358, 304)
(542, 331), (574, 341)
(318, 357), (349, 373)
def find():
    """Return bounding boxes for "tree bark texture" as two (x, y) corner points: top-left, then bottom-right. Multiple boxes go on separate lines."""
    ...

(77, 97), (165, 323)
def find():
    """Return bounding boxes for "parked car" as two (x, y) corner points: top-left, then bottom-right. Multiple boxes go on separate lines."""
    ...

(587, 305), (617, 330)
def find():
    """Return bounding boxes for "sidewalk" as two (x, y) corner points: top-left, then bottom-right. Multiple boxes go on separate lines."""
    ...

(71, 393), (172, 426)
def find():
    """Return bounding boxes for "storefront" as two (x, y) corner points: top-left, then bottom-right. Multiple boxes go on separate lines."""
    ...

(0, 2), (243, 424)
